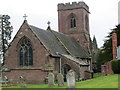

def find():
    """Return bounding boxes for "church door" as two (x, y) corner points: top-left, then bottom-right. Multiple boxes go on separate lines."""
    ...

(62, 64), (71, 81)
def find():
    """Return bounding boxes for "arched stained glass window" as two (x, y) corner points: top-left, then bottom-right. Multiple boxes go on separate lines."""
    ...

(19, 37), (33, 66)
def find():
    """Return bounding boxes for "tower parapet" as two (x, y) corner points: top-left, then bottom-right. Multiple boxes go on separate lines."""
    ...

(58, 1), (89, 12)
(58, 1), (91, 54)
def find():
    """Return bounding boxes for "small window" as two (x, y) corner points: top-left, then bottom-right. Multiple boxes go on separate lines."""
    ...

(19, 37), (33, 66)
(70, 16), (76, 28)
(85, 15), (89, 30)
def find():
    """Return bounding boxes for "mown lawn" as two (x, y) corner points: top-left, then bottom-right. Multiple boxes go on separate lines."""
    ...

(76, 74), (119, 88)
(2, 73), (119, 88)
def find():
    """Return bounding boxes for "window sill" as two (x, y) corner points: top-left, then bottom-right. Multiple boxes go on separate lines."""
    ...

(9, 66), (54, 71)
(11, 67), (42, 70)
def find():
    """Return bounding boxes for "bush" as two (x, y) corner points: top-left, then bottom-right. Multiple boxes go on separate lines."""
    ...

(111, 60), (120, 74)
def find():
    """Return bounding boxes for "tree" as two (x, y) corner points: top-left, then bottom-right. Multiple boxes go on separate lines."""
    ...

(92, 36), (100, 72)
(96, 24), (120, 70)
(115, 25), (120, 46)
(0, 15), (13, 65)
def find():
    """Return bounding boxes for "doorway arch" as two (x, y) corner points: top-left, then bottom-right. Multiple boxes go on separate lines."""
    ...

(62, 64), (71, 81)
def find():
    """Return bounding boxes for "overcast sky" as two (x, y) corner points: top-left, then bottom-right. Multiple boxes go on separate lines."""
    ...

(0, 0), (119, 48)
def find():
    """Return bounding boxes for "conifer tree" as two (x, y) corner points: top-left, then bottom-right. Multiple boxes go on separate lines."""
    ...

(0, 15), (13, 65)
(96, 24), (120, 70)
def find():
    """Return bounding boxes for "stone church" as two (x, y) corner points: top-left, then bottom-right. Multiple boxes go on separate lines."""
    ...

(3, 1), (93, 84)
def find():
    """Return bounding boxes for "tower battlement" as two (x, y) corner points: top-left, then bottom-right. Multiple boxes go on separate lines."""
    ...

(58, 1), (89, 12)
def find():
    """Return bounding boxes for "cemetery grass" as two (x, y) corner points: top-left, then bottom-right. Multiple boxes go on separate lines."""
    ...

(3, 74), (119, 88)
(76, 74), (119, 88)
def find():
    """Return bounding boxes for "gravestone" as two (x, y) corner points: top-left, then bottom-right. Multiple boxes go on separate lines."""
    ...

(2, 76), (8, 86)
(57, 73), (64, 87)
(18, 76), (27, 88)
(53, 71), (59, 83)
(0, 77), (2, 87)
(48, 72), (55, 87)
(66, 70), (76, 88)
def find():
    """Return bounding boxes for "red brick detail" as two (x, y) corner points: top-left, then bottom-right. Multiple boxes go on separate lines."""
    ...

(101, 62), (114, 76)
(112, 31), (117, 60)
(3, 22), (52, 84)
(101, 65), (107, 76)
(58, 3), (91, 52)
(3, 69), (48, 84)
(106, 62), (114, 75)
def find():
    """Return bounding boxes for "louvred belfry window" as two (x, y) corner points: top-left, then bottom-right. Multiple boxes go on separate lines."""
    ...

(19, 37), (33, 66)
(85, 15), (89, 31)
(70, 16), (76, 28)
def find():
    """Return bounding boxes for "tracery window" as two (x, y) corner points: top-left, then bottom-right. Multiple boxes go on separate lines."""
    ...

(19, 37), (33, 66)
(70, 16), (76, 28)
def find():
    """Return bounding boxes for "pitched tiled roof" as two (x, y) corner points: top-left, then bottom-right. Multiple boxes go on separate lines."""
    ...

(51, 30), (90, 58)
(61, 54), (88, 65)
(29, 25), (90, 58)
(30, 25), (68, 55)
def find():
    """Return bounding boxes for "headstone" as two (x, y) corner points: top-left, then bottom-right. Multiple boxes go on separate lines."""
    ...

(44, 76), (48, 84)
(0, 77), (2, 87)
(18, 76), (27, 88)
(53, 71), (59, 83)
(48, 72), (54, 87)
(3, 76), (8, 86)
(66, 70), (76, 88)
(84, 70), (93, 79)
(57, 73), (64, 87)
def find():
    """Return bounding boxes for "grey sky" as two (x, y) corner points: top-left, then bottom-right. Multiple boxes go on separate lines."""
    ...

(0, 0), (119, 47)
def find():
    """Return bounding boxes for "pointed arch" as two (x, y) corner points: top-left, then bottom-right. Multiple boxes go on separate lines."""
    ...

(62, 64), (71, 81)
(18, 36), (33, 66)
(68, 13), (77, 28)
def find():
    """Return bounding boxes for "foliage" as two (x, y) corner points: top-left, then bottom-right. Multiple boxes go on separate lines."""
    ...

(1, 15), (13, 53)
(0, 15), (13, 65)
(115, 25), (120, 46)
(111, 60), (120, 74)
(96, 24), (120, 70)
(96, 50), (104, 71)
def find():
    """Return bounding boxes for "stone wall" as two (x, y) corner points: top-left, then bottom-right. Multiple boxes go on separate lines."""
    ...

(61, 56), (89, 80)
(58, 2), (89, 11)
(3, 69), (48, 84)
(58, 1), (91, 53)
(101, 61), (114, 76)
(3, 21), (53, 84)
(4, 21), (49, 69)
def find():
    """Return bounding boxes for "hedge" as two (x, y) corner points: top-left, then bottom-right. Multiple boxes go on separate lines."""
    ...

(111, 60), (120, 74)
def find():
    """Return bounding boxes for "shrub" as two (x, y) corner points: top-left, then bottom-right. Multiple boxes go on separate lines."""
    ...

(111, 60), (120, 74)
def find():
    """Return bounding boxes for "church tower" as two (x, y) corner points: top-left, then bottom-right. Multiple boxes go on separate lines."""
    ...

(58, 1), (91, 53)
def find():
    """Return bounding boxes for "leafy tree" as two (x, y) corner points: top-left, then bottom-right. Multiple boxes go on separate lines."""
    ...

(0, 15), (13, 64)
